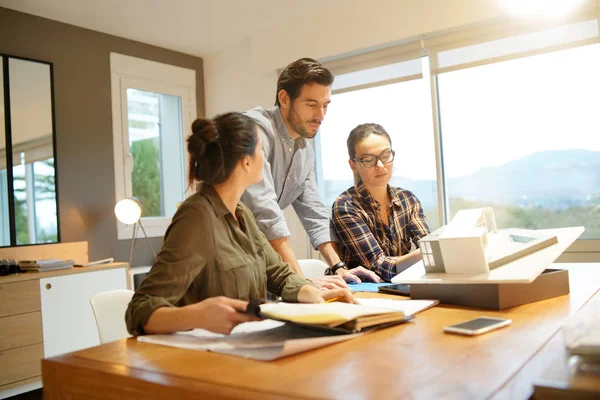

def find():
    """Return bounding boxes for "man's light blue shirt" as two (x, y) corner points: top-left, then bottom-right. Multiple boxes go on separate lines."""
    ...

(242, 106), (337, 249)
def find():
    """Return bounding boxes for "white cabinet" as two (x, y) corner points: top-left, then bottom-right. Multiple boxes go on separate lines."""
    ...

(39, 267), (127, 358)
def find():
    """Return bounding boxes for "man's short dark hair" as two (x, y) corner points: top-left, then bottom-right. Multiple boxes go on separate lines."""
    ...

(275, 58), (334, 106)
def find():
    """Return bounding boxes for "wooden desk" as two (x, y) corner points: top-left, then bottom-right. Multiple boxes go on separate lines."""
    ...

(42, 264), (600, 400)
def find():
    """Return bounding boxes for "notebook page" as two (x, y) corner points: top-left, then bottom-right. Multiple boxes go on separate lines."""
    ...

(357, 299), (438, 316)
(258, 302), (403, 325)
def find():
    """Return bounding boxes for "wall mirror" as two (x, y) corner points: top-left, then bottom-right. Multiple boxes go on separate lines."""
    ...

(1, 54), (59, 247)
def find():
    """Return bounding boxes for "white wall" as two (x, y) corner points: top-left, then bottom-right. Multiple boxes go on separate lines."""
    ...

(204, 0), (510, 258)
(204, 0), (509, 115)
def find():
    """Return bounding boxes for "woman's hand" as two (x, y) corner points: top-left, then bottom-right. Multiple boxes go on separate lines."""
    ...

(337, 266), (384, 283)
(308, 275), (349, 290)
(297, 285), (358, 304)
(183, 296), (261, 335)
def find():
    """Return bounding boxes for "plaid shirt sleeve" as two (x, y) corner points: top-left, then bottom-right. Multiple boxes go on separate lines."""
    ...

(406, 191), (431, 243)
(332, 198), (400, 282)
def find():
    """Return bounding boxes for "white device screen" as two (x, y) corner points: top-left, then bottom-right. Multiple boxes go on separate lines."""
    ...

(449, 317), (508, 331)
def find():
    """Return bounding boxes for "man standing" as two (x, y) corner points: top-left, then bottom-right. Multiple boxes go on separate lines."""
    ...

(243, 58), (381, 288)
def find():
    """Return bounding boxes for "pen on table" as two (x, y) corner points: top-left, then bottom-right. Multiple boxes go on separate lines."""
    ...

(324, 297), (341, 303)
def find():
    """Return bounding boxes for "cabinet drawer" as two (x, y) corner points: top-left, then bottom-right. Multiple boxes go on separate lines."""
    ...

(0, 280), (41, 317)
(0, 343), (43, 386)
(0, 312), (43, 351)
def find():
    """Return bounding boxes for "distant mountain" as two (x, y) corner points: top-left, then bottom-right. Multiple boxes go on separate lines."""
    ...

(322, 149), (600, 211)
(448, 149), (600, 209)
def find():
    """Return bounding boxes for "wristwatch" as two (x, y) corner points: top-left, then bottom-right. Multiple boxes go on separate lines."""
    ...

(331, 261), (348, 275)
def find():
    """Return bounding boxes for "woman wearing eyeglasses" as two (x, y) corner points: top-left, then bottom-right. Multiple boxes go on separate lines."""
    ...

(331, 123), (430, 282)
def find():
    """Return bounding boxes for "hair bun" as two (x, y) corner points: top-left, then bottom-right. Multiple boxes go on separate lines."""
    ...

(187, 112), (259, 188)
(191, 118), (219, 143)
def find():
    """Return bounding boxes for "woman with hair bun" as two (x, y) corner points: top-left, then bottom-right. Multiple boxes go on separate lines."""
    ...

(126, 112), (354, 336)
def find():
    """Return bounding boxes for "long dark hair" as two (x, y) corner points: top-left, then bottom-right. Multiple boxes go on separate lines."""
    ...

(275, 58), (334, 106)
(187, 112), (258, 187)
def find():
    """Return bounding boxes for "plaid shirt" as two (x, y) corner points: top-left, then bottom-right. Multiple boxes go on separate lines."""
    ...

(332, 181), (430, 281)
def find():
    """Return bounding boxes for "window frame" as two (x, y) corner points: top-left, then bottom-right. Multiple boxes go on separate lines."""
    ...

(0, 169), (8, 246)
(313, 11), (600, 261)
(427, 17), (600, 260)
(110, 53), (196, 240)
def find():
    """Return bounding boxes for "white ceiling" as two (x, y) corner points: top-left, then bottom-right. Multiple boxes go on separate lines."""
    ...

(0, 0), (332, 57)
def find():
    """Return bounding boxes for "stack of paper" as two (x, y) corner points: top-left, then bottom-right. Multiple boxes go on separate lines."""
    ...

(19, 259), (75, 272)
(137, 299), (438, 361)
(356, 298), (439, 316)
(563, 294), (600, 359)
(139, 320), (362, 361)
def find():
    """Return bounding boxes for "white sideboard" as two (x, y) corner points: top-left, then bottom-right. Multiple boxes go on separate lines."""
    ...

(0, 263), (128, 399)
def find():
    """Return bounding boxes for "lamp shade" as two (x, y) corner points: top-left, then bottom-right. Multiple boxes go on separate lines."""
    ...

(114, 198), (142, 225)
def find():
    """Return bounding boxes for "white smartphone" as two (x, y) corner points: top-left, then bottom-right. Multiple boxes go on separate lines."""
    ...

(443, 317), (512, 336)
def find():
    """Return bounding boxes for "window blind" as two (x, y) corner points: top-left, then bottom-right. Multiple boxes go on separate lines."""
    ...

(323, 41), (424, 94)
(426, 5), (600, 75)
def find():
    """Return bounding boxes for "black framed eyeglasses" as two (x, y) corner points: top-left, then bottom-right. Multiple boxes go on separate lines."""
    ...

(352, 149), (395, 168)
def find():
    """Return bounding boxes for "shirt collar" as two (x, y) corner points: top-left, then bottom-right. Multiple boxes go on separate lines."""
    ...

(355, 179), (378, 208)
(389, 186), (403, 207)
(355, 179), (402, 208)
(198, 182), (242, 218)
(271, 106), (307, 147)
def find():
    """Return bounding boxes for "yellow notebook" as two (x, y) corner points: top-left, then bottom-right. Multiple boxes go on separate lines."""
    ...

(256, 302), (409, 333)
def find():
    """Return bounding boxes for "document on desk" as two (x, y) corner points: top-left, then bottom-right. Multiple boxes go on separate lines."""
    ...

(357, 298), (439, 316)
(137, 319), (364, 361)
(137, 300), (437, 360)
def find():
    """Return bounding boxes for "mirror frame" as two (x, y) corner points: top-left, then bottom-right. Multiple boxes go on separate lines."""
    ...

(1, 53), (60, 247)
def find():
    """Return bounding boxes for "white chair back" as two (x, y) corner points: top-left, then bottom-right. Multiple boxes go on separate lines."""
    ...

(90, 289), (134, 344)
(297, 259), (328, 279)
(128, 265), (152, 290)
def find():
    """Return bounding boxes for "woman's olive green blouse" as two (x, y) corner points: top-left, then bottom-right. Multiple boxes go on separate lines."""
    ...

(126, 183), (311, 336)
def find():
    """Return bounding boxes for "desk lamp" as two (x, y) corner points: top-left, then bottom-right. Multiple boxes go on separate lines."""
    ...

(114, 198), (156, 267)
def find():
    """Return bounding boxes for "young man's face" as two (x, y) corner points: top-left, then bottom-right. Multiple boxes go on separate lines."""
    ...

(281, 83), (331, 140)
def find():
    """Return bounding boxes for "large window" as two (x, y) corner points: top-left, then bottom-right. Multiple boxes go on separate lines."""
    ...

(126, 89), (184, 219)
(111, 54), (196, 239)
(438, 43), (600, 239)
(317, 12), (600, 258)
